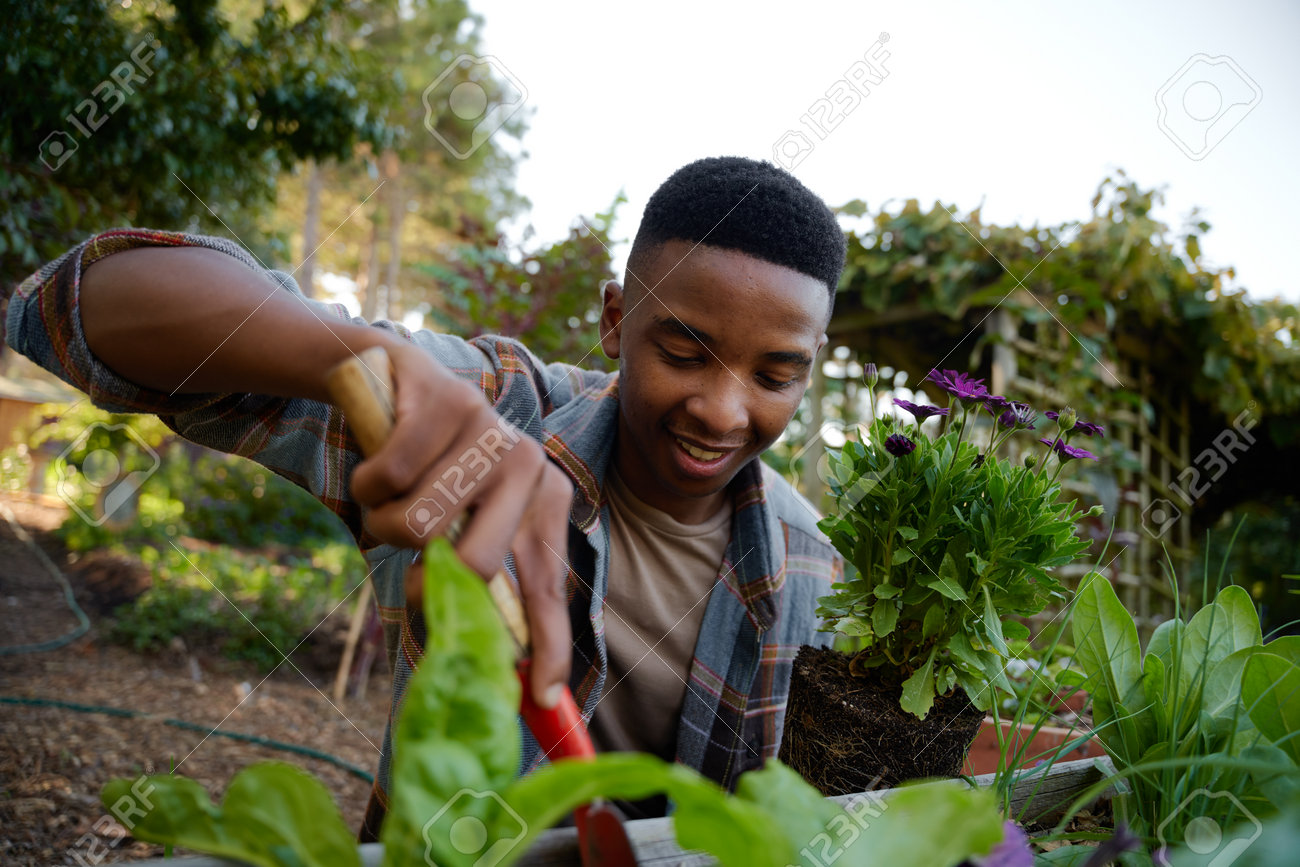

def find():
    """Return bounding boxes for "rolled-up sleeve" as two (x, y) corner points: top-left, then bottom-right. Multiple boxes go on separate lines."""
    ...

(3, 228), (593, 548)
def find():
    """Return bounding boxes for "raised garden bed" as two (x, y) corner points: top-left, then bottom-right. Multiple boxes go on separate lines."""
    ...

(139, 757), (1114, 866)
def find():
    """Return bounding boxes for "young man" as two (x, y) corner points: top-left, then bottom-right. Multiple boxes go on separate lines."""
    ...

(4, 156), (846, 830)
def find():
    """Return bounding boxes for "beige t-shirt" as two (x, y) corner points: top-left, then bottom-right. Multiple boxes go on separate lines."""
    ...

(588, 468), (733, 766)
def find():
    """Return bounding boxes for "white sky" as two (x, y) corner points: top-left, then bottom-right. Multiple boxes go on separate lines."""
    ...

(469, 0), (1300, 303)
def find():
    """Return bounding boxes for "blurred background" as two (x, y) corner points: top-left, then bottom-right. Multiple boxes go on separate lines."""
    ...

(1, 1), (1297, 862)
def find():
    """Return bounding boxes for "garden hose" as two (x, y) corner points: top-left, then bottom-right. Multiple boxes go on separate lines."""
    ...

(0, 498), (91, 655)
(0, 695), (375, 784)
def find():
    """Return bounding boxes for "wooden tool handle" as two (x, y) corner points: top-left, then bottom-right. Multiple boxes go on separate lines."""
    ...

(325, 346), (530, 652)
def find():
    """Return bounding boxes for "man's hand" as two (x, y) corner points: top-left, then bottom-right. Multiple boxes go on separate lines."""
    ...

(348, 340), (575, 709)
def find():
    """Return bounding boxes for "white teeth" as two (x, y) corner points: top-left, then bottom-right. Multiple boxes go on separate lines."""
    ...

(678, 438), (724, 461)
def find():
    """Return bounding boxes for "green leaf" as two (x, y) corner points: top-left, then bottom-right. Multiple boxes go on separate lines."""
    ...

(874, 583), (902, 599)
(381, 539), (524, 867)
(834, 784), (1003, 866)
(891, 546), (916, 566)
(101, 764), (360, 867)
(1002, 620), (1031, 642)
(921, 553), (967, 601)
(872, 599), (900, 637)
(981, 588), (1008, 656)
(1242, 651), (1300, 764)
(901, 647), (938, 719)
(1201, 646), (1260, 734)
(923, 603), (947, 639)
(1072, 572), (1143, 711)
(1179, 585), (1263, 704)
(896, 525), (920, 541)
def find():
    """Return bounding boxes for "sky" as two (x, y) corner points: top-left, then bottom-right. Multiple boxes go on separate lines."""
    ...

(462, 0), (1300, 303)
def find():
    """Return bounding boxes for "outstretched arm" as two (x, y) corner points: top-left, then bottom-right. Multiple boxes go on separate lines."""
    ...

(53, 241), (573, 708)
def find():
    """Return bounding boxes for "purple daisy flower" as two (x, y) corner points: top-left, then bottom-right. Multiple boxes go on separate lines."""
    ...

(962, 820), (1033, 867)
(884, 433), (916, 457)
(1039, 437), (1097, 461)
(998, 402), (1037, 430)
(926, 369), (990, 404)
(1045, 410), (1106, 438)
(983, 395), (1011, 418)
(894, 398), (951, 423)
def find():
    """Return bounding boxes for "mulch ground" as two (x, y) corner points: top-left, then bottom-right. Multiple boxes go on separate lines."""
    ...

(0, 493), (391, 866)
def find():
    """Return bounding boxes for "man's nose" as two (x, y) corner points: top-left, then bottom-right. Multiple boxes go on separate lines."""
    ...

(685, 375), (749, 438)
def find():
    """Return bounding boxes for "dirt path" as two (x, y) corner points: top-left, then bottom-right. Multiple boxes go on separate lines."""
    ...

(0, 493), (391, 865)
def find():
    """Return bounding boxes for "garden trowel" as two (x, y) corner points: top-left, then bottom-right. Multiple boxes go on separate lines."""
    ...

(327, 345), (638, 867)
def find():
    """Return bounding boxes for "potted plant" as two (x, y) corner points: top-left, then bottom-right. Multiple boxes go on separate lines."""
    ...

(779, 366), (1104, 795)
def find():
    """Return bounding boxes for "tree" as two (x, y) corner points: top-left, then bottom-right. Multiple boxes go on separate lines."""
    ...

(1, 0), (392, 294)
(418, 196), (624, 369)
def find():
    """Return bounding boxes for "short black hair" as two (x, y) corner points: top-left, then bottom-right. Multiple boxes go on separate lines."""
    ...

(627, 156), (846, 306)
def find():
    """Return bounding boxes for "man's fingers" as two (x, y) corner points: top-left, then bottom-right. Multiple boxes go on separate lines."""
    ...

(511, 464), (575, 709)
(349, 353), (480, 506)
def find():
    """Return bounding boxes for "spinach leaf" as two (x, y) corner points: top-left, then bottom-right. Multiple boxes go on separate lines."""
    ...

(101, 763), (360, 867)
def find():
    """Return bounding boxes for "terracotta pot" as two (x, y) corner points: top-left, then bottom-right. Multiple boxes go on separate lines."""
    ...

(963, 718), (1106, 775)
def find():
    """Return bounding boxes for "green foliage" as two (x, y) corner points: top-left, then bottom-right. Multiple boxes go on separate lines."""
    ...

(107, 542), (356, 670)
(1165, 794), (1300, 867)
(1198, 502), (1300, 640)
(837, 175), (1300, 444)
(2, 0), (395, 286)
(997, 637), (1081, 723)
(1065, 573), (1300, 847)
(101, 763), (360, 867)
(25, 401), (364, 669)
(106, 539), (1011, 867)
(815, 392), (1094, 719)
(419, 195), (623, 368)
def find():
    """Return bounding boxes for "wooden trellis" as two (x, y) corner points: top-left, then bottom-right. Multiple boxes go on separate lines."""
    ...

(810, 300), (1196, 634)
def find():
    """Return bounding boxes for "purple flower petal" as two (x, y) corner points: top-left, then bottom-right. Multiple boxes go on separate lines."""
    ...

(1045, 410), (1104, 438)
(968, 820), (1033, 867)
(894, 399), (951, 423)
(926, 369), (990, 404)
(999, 402), (1037, 430)
(1038, 437), (1096, 461)
(884, 433), (916, 457)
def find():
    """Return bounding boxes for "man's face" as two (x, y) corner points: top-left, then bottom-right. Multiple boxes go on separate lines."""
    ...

(600, 240), (829, 523)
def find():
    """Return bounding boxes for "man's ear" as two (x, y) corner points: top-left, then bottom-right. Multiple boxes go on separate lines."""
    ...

(599, 280), (626, 360)
(807, 333), (829, 385)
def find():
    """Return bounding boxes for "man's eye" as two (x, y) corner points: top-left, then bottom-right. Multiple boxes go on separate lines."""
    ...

(663, 351), (701, 366)
(760, 374), (797, 390)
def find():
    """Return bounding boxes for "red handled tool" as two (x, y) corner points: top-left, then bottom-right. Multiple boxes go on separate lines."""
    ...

(326, 346), (637, 867)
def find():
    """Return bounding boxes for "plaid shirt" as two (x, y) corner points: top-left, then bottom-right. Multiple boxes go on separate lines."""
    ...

(5, 229), (840, 820)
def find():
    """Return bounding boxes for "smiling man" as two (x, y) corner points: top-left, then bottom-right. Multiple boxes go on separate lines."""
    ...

(4, 155), (846, 831)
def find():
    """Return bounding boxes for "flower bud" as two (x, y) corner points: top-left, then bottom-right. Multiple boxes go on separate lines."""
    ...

(1085, 504), (1105, 517)
(1024, 454), (1038, 469)
(863, 362), (879, 389)
(1057, 406), (1077, 433)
